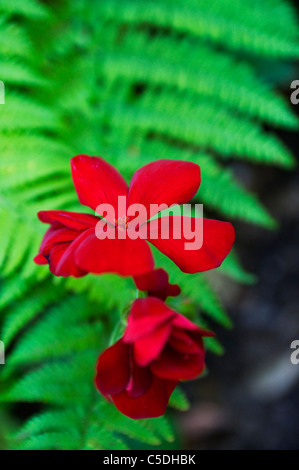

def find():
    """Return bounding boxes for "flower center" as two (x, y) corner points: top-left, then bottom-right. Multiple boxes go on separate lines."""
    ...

(115, 216), (129, 231)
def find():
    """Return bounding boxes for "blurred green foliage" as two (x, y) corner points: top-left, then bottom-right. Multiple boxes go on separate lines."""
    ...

(0, 0), (298, 450)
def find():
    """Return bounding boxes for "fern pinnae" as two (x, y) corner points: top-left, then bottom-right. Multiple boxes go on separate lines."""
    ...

(102, 98), (295, 168)
(96, 0), (299, 58)
(0, 21), (33, 58)
(0, 0), (298, 450)
(99, 36), (298, 129)
(0, 0), (50, 20)
(1, 282), (66, 347)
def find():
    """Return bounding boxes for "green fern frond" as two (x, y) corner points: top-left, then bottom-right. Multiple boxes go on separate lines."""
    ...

(0, 0), (298, 451)
(66, 274), (135, 310)
(96, 0), (299, 58)
(183, 274), (233, 329)
(11, 398), (175, 450)
(2, 282), (66, 347)
(0, 60), (47, 87)
(0, 0), (50, 19)
(0, 276), (36, 312)
(169, 387), (190, 412)
(1, 351), (175, 449)
(219, 251), (257, 285)
(13, 431), (82, 451)
(102, 97), (295, 168)
(0, 135), (70, 190)
(100, 35), (298, 129)
(0, 21), (33, 57)
(196, 155), (278, 229)
(0, 95), (61, 131)
(6, 297), (104, 371)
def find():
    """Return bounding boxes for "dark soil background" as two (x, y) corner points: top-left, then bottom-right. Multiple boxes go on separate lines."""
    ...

(179, 92), (299, 450)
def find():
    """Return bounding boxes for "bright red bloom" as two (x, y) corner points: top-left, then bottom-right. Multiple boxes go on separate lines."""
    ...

(96, 298), (214, 419)
(34, 211), (99, 277)
(134, 268), (181, 301)
(34, 155), (235, 277)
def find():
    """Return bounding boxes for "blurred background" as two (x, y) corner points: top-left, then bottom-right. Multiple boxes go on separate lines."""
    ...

(179, 120), (299, 450)
(0, 0), (298, 450)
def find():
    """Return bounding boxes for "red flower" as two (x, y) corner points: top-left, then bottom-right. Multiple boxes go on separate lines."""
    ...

(34, 211), (99, 277)
(96, 297), (214, 419)
(134, 268), (181, 301)
(34, 155), (235, 277)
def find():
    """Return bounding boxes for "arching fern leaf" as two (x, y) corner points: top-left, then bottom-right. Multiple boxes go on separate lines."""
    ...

(0, 0), (298, 450)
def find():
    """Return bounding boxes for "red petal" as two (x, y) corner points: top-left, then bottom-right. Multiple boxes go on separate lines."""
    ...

(54, 228), (93, 277)
(71, 155), (128, 213)
(95, 340), (130, 396)
(126, 360), (152, 398)
(133, 322), (172, 367)
(38, 210), (99, 230)
(149, 282), (181, 301)
(33, 254), (48, 265)
(75, 232), (154, 276)
(134, 268), (180, 301)
(169, 328), (203, 355)
(123, 298), (175, 343)
(46, 243), (85, 278)
(39, 226), (79, 256)
(111, 375), (178, 419)
(128, 160), (201, 219)
(38, 229), (93, 278)
(46, 243), (72, 276)
(148, 216), (235, 273)
(173, 313), (215, 337)
(151, 346), (205, 381)
(133, 268), (168, 291)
